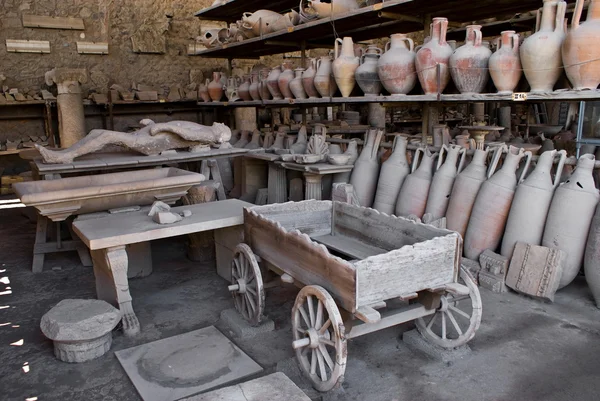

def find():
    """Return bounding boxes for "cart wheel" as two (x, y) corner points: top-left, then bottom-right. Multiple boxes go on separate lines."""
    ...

(291, 285), (347, 392)
(415, 267), (482, 349)
(229, 243), (265, 326)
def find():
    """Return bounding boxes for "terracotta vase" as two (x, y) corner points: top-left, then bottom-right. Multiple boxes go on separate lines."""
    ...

(520, 0), (567, 92)
(241, 10), (282, 35)
(585, 204), (600, 307)
(198, 79), (211, 102)
(450, 25), (492, 94)
(501, 149), (567, 259)
(259, 69), (272, 100)
(302, 58), (320, 98)
(542, 154), (600, 288)
(425, 144), (467, 220)
(225, 76), (240, 101)
(464, 145), (532, 260)
(416, 17), (453, 95)
(349, 129), (383, 207)
(307, 0), (359, 18)
(314, 55), (338, 97)
(562, 0), (600, 90)
(355, 45), (382, 96)
(489, 30), (522, 94)
(249, 71), (261, 100)
(333, 37), (360, 97)
(208, 72), (224, 101)
(377, 34), (417, 96)
(372, 136), (410, 214)
(446, 147), (502, 239)
(278, 63), (295, 99)
(238, 75), (252, 101)
(290, 68), (308, 99)
(266, 66), (284, 99)
(395, 147), (437, 218)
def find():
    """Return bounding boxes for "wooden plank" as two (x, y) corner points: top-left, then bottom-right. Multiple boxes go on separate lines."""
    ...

(248, 201), (332, 237)
(73, 199), (253, 250)
(312, 234), (387, 260)
(6, 39), (50, 53)
(76, 42), (108, 54)
(245, 207), (356, 312)
(22, 15), (85, 30)
(354, 306), (381, 324)
(347, 304), (435, 339)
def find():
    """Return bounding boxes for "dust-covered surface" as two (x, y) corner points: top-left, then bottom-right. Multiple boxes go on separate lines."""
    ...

(1, 203), (600, 401)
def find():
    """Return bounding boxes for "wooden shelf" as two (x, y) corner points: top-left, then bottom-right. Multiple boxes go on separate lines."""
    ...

(0, 100), (54, 106)
(195, 0), (299, 22)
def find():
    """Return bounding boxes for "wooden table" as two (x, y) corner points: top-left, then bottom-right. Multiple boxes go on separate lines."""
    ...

(276, 162), (354, 201)
(73, 199), (253, 336)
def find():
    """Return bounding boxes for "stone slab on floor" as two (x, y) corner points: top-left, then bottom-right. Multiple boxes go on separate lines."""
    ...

(220, 308), (274, 339)
(180, 372), (311, 401)
(115, 325), (263, 401)
(402, 329), (471, 363)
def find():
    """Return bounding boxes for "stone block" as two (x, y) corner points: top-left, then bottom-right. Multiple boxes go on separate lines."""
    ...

(479, 249), (509, 276)
(220, 308), (274, 339)
(461, 257), (481, 285)
(505, 242), (565, 302)
(331, 183), (359, 205)
(478, 270), (508, 293)
(402, 329), (471, 362)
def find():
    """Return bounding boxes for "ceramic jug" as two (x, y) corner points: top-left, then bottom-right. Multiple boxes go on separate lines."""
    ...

(289, 68), (308, 99)
(259, 69), (272, 100)
(278, 63), (295, 99)
(307, 0), (359, 18)
(249, 71), (261, 100)
(377, 34), (417, 96)
(501, 150), (567, 258)
(395, 147), (437, 218)
(425, 144), (467, 220)
(542, 154), (600, 288)
(225, 76), (240, 101)
(314, 55), (338, 97)
(450, 25), (492, 94)
(198, 79), (211, 102)
(333, 37), (360, 97)
(489, 30), (522, 94)
(464, 145), (532, 260)
(349, 129), (383, 207)
(562, 0), (600, 90)
(585, 204), (600, 307)
(266, 66), (284, 99)
(372, 136), (410, 214)
(332, 140), (358, 183)
(446, 146), (502, 238)
(416, 17), (453, 94)
(355, 45), (382, 96)
(520, 0), (567, 92)
(238, 75), (252, 101)
(208, 72), (224, 101)
(303, 58), (320, 98)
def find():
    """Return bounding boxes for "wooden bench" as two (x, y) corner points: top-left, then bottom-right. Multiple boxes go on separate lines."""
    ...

(72, 199), (253, 336)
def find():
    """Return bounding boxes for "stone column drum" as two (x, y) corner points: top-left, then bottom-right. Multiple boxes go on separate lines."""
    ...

(45, 68), (88, 148)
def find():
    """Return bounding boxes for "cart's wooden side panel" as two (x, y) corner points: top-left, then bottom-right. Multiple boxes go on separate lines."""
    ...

(354, 233), (461, 308)
(245, 208), (357, 312)
(248, 201), (332, 236)
(333, 202), (452, 251)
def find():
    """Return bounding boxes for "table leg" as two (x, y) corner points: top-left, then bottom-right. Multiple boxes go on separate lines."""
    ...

(268, 163), (287, 203)
(304, 173), (323, 200)
(91, 245), (140, 336)
(32, 215), (48, 273)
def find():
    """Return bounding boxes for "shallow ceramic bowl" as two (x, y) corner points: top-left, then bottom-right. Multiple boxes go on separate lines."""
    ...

(327, 154), (351, 165)
(522, 124), (563, 136)
(509, 142), (543, 155)
(294, 154), (323, 164)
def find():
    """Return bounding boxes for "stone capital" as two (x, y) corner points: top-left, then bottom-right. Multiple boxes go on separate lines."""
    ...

(45, 68), (88, 94)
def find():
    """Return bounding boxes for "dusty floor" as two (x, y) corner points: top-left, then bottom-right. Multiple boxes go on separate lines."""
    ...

(1, 204), (600, 401)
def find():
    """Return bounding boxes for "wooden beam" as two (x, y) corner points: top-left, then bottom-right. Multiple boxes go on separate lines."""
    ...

(378, 11), (423, 24)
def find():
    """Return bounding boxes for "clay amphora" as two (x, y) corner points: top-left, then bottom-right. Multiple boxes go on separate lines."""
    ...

(372, 136), (410, 214)
(302, 58), (320, 98)
(425, 144), (467, 220)
(377, 34), (417, 96)
(314, 55), (338, 97)
(450, 25), (492, 94)
(501, 149), (567, 258)
(520, 0), (567, 92)
(225, 76), (240, 101)
(446, 147), (501, 238)
(333, 37), (360, 97)
(355, 45), (382, 96)
(241, 10), (281, 35)
(585, 204), (600, 307)
(249, 72), (261, 100)
(542, 154), (600, 288)
(208, 72), (224, 101)
(259, 69), (272, 100)
(395, 147), (437, 218)
(238, 75), (252, 101)
(245, 130), (262, 149)
(307, 0), (359, 18)
(233, 131), (250, 148)
(198, 79), (211, 102)
(562, 0), (600, 90)
(290, 68), (308, 99)
(349, 129), (383, 207)
(263, 131), (275, 149)
(464, 145), (532, 259)
(266, 66), (284, 99)
(278, 63), (295, 99)
(489, 30), (522, 94)
(416, 17), (453, 94)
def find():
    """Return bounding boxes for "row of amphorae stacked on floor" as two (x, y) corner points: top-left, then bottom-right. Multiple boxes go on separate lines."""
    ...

(348, 131), (600, 302)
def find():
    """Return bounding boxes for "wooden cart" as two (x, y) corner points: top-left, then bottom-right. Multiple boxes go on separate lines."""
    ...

(228, 200), (482, 391)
